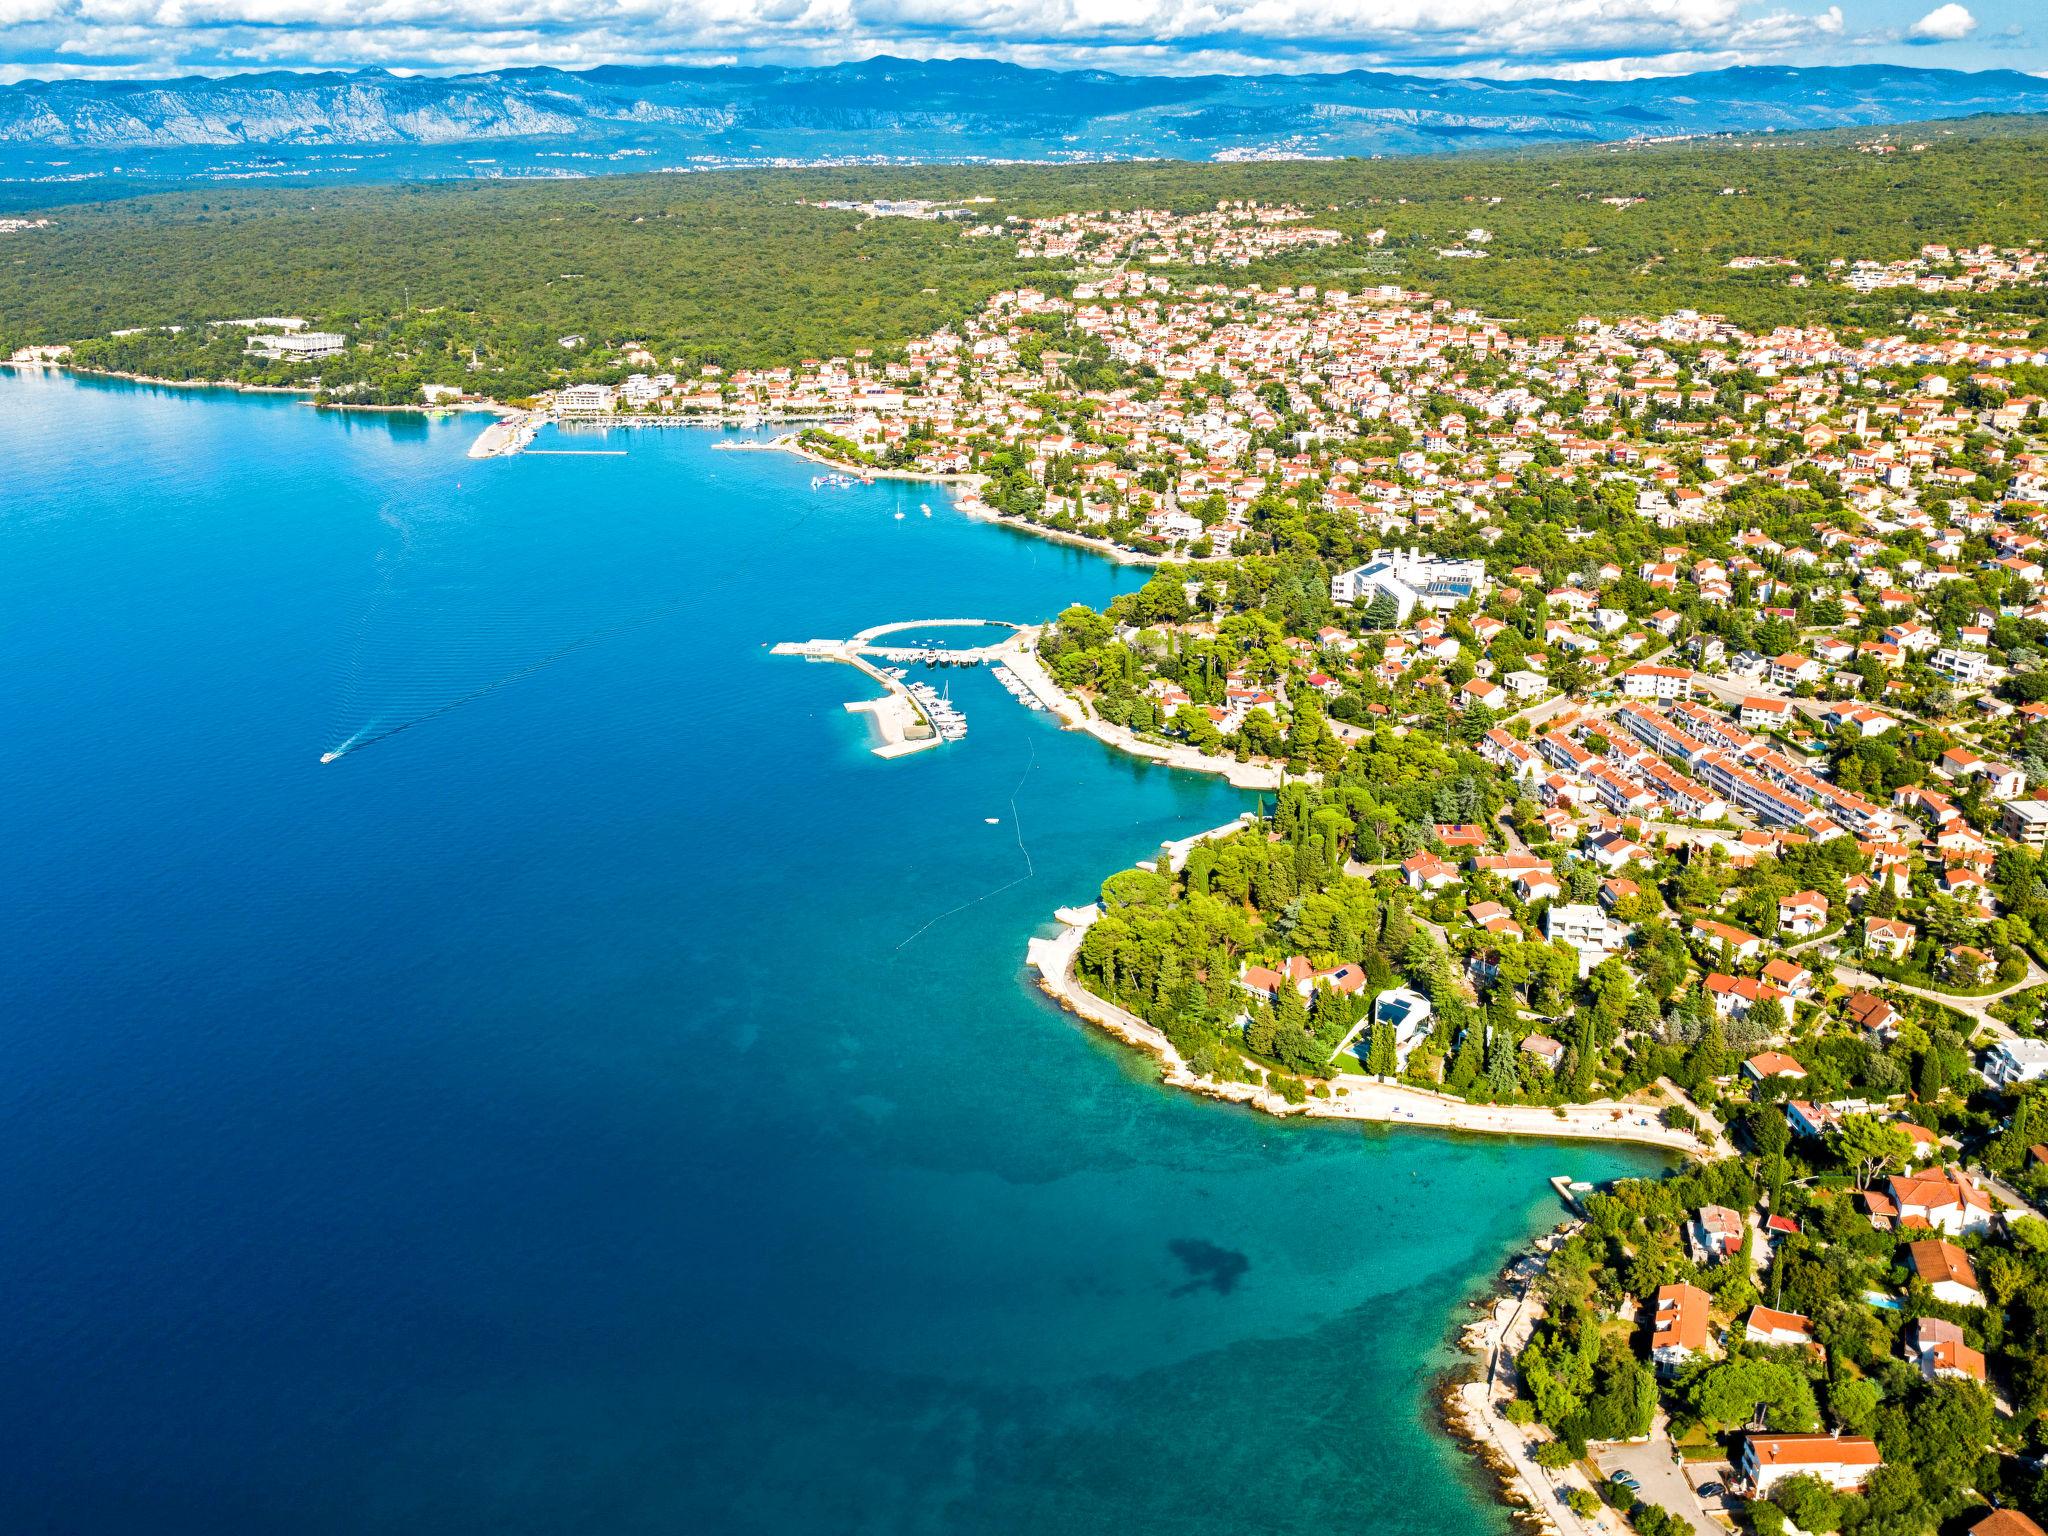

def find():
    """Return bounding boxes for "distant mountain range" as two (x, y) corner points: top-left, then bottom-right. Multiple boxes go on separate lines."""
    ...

(4, 58), (2048, 181)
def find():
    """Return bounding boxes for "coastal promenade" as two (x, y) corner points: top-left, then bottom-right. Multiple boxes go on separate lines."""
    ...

(1002, 645), (1291, 790)
(1455, 1254), (1620, 1536)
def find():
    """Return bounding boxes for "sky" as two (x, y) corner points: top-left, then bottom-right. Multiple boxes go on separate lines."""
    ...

(0, 0), (2038, 83)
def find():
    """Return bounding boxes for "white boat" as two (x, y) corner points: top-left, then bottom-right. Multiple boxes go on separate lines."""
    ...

(893, 511), (905, 520)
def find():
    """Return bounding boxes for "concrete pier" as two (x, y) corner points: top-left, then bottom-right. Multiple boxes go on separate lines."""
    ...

(772, 619), (1027, 758)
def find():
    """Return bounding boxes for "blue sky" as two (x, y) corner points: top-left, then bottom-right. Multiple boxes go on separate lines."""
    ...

(0, 0), (2038, 83)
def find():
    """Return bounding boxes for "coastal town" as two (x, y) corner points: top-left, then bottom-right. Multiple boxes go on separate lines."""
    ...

(724, 215), (2048, 1536)
(14, 194), (2048, 1536)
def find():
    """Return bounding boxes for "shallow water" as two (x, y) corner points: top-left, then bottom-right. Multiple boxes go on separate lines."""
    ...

(0, 372), (1663, 1534)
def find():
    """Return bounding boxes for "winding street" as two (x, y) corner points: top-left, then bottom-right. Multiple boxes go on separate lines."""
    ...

(1826, 954), (2044, 1037)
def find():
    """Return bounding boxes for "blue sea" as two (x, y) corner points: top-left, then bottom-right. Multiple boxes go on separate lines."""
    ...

(0, 370), (1663, 1534)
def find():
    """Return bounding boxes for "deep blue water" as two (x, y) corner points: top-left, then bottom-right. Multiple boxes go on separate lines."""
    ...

(0, 370), (1662, 1535)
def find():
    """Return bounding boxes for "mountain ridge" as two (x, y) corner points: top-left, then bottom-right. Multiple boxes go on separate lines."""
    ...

(3, 58), (2046, 179)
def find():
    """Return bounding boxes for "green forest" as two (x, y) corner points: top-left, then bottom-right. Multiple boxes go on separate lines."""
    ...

(3, 114), (2045, 400)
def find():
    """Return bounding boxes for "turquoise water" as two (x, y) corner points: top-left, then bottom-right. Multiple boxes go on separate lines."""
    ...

(0, 370), (1663, 1534)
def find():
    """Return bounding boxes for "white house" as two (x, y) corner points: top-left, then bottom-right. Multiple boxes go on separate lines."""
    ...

(1371, 985), (1435, 1069)
(1906, 1315), (1985, 1383)
(1887, 1171), (1994, 1236)
(1906, 1238), (1987, 1306)
(1739, 1434), (1881, 1495)
(1984, 1038), (2048, 1089)
(1545, 903), (1631, 977)
(1649, 1282), (1711, 1370)
(1777, 890), (1830, 938)
(1619, 663), (1695, 701)
(1744, 1306), (1815, 1349)
(1690, 1204), (1745, 1262)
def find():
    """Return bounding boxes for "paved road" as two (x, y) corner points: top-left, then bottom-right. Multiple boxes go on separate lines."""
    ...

(1514, 691), (1583, 731)
(1828, 956), (2040, 1037)
(1654, 1076), (1732, 1158)
(1685, 672), (1830, 722)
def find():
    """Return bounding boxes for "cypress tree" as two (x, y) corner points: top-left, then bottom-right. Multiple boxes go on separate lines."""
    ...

(1244, 1003), (1277, 1059)
(1487, 1025), (1523, 1098)
(1447, 1020), (1483, 1093)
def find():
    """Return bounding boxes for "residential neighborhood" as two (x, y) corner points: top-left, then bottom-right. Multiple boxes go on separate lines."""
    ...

(972, 212), (2048, 1536)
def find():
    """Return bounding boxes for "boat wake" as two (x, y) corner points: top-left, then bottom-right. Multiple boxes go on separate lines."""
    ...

(323, 484), (704, 766)
(321, 608), (676, 764)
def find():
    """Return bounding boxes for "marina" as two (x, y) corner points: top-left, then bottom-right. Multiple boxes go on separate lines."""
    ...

(906, 679), (968, 742)
(990, 661), (1047, 711)
(771, 618), (1032, 758)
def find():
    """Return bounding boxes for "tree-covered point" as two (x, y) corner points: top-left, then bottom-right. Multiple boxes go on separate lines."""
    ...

(1071, 761), (1644, 1105)
(5, 114), (2047, 395)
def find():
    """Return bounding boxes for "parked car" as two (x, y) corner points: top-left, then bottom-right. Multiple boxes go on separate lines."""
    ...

(1696, 1482), (1724, 1499)
(1612, 1472), (1640, 1491)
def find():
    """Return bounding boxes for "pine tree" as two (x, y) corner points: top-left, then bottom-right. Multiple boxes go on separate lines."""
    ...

(1331, 910), (1360, 961)
(1294, 835), (1319, 889)
(1488, 984), (1519, 1041)
(1381, 900), (1415, 962)
(1915, 1049), (1941, 1102)
(1362, 589), (1401, 630)
(1690, 1017), (1732, 1082)
(1312, 985), (1353, 1046)
(1273, 987), (1310, 1062)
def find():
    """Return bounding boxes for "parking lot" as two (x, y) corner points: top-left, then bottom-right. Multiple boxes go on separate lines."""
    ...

(1591, 1440), (1729, 1536)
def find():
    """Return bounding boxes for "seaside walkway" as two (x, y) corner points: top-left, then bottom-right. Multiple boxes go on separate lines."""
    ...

(1001, 645), (1290, 791)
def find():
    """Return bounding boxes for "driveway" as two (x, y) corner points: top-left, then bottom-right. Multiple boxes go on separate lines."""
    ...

(1591, 1439), (1725, 1536)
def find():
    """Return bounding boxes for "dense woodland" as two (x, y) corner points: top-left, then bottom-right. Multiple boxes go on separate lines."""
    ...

(4, 115), (2047, 400)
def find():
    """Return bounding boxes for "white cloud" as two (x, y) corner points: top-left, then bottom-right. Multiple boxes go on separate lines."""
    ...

(1908, 2), (1976, 41)
(0, 0), (1933, 79)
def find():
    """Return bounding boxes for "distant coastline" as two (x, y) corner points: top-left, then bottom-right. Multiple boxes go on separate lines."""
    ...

(4, 356), (1174, 567)
(1, 358), (511, 416)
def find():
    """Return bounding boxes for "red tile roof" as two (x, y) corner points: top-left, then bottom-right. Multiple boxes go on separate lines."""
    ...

(1906, 1237), (1980, 1291)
